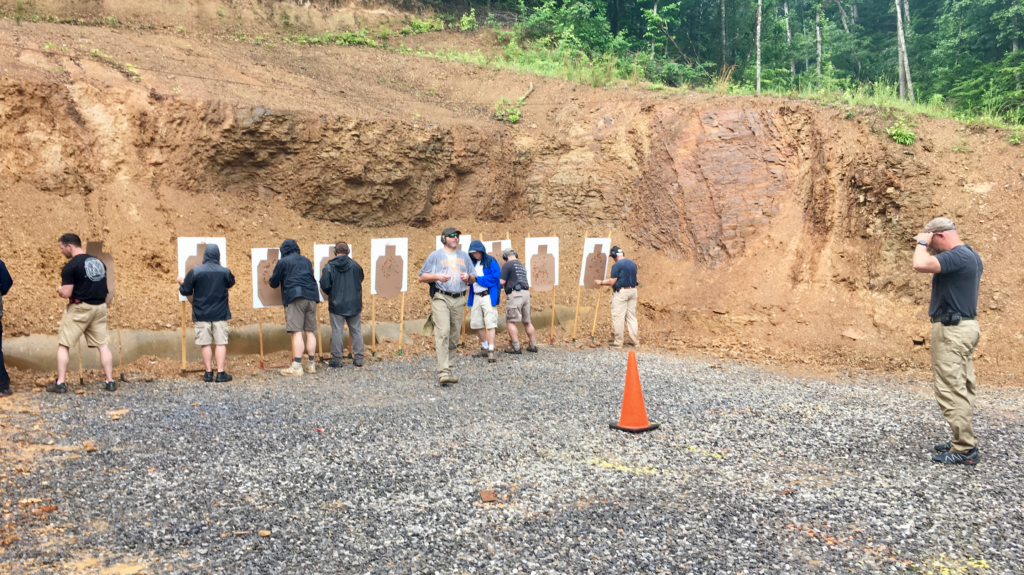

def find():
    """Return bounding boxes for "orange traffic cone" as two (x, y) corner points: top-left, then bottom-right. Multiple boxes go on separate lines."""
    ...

(610, 351), (660, 433)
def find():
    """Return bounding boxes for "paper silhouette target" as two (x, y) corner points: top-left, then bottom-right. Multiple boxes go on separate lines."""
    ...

(314, 244), (354, 302)
(579, 238), (611, 289)
(435, 234), (472, 253)
(177, 237), (226, 302)
(370, 238), (408, 297)
(483, 239), (512, 262)
(251, 248), (283, 309)
(85, 241), (116, 305)
(524, 237), (559, 292)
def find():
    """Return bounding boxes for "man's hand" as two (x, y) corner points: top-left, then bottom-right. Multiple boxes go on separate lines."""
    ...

(458, 272), (469, 282)
(594, 279), (602, 287)
(438, 274), (451, 283)
(914, 232), (934, 245)
(177, 276), (185, 285)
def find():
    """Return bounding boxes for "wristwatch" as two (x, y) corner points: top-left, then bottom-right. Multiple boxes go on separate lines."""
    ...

(917, 241), (928, 246)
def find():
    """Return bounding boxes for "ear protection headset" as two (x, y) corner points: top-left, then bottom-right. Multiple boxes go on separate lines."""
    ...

(502, 250), (518, 261)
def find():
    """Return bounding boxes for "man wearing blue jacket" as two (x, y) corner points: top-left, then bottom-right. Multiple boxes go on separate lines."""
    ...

(0, 256), (13, 397)
(467, 240), (502, 363)
(269, 239), (321, 377)
(178, 244), (235, 382)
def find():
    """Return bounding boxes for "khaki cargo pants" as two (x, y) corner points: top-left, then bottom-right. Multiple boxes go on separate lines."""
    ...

(431, 292), (467, 378)
(931, 319), (981, 453)
(610, 288), (639, 346)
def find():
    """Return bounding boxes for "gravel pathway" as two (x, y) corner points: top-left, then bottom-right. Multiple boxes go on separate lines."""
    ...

(2, 349), (1023, 574)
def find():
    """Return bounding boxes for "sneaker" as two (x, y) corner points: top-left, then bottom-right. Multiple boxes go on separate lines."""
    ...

(104, 381), (117, 392)
(932, 447), (980, 465)
(934, 442), (952, 453)
(203, 371), (214, 383)
(439, 374), (458, 386)
(487, 350), (495, 363)
(46, 382), (68, 394)
(280, 362), (304, 377)
(474, 348), (490, 358)
(215, 372), (233, 383)
(526, 344), (538, 353)
(0, 388), (12, 397)
(303, 359), (317, 374)
(353, 359), (363, 367)
(504, 346), (522, 355)
(608, 342), (623, 348)
(328, 359), (345, 368)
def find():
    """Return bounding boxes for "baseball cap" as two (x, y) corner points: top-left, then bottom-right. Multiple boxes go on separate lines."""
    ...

(922, 217), (957, 233)
(610, 246), (624, 257)
(441, 227), (461, 238)
(502, 247), (517, 258)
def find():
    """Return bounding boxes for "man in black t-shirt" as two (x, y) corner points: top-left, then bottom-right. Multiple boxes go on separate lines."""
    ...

(0, 256), (12, 397)
(499, 248), (537, 354)
(594, 246), (639, 348)
(913, 217), (983, 465)
(49, 233), (116, 394)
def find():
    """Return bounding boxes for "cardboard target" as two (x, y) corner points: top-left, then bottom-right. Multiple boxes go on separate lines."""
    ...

(579, 238), (611, 289)
(370, 238), (408, 297)
(524, 237), (559, 292)
(314, 243), (354, 302)
(177, 237), (226, 302)
(85, 241), (116, 305)
(251, 248), (283, 309)
(482, 239), (512, 263)
(435, 234), (472, 253)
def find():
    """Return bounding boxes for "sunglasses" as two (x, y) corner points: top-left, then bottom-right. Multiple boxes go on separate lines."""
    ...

(445, 233), (459, 238)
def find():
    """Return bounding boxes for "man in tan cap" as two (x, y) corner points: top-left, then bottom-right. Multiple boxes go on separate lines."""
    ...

(913, 217), (983, 465)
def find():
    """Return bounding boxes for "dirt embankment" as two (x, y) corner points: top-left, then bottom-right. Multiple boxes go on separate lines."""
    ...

(1, 4), (1023, 386)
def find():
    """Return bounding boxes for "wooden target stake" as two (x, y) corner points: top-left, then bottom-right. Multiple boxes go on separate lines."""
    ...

(397, 291), (406, 356)
(316, 305), (324, 360)
(571, 231), (589, 342)
(371, 294), (377, 357)
(258, 308), (265, 370)
(114, 304), (125, 382)
(590, 232), (613, 340)
(77, 341), (84, 385)
(549, 234), (558, 345)
(180, 301), (188, 371)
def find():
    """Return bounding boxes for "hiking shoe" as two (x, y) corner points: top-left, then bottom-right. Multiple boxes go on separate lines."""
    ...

(487, 350), (496, 363)
(328, 359), (345, 368)
(526, 344), (538, 353)
(353, 359), (363, 367)
(932, 447), (980, 466)
(203, 371), (214, 383)
(47, 382), (68, 394)
(0, 388), (12, 397)
(439, 374), (458, 386)
(280, 362), (304, 377)
(303, 359), (317, 374)
(104, 381), (117, 392)
(934, 442), (952, 453)
(608, 342), (623, 348)
(504, 346), (522, 355)
(215, 372), (233, 383)
(474, 348), (490, 358)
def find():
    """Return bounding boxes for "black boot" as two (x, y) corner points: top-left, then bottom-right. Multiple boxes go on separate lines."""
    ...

(203, 371), (214, 382)
(215, 372), (232, 382)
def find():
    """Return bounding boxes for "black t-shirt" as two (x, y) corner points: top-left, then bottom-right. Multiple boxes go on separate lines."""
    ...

(500, 260), (530, 294)
(929, 245), (982, 317)
(61, 254), (109, 305)
(609, 258), (638, 291)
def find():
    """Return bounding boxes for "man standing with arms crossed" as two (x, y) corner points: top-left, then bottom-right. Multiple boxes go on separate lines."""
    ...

(178, 244), (236, 382)
(270, 239), (321, 377)
(419, 227), (475, 386)
(0, 255), (12, 397)
(48, 234), (117, 393)
(594, 246), (640, 348)
(499, 248), (538, 354)
(319, 241), (365, 368)
(913, 217), (983, 465)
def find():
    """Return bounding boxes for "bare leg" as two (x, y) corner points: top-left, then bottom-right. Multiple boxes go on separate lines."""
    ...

(290, 332), (304, 358)
(524, 322), (536, 343)
(97, 345), (114, 382)
(201, 345), (213, 372)
(304, 332), (316, 357)
(507, 322), (520, 344)
(215, 345), (227, 372)
(57, 344), (70, 384)
(476, 328), (488, 347)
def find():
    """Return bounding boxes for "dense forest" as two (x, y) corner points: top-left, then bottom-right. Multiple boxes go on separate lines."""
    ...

(437, 0), (1023, 124)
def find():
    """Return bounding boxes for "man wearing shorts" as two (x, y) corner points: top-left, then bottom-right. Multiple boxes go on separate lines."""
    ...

(418, 227), (475, 386)
(0, 255), (12, 397)
(269, 239), (320, 377)
(467, 240), (502, 363)
(49, 233), (116, 393)
(178, 243), (235, 382)
(499, 248), (537, 354)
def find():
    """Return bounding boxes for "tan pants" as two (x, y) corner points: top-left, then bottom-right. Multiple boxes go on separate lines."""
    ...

(931, 320), (980, 452)
(431, 292), (467, 378)
(610, 288), (639, 346)
(57, 303), (108, 348)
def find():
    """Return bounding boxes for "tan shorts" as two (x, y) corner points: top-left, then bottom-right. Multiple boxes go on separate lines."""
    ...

(57, 303), (108, 348)
(470, 293), (498, 330)
(505, 290), (531, 324)
(195, 321), (229, 346)
(285, 298), (318, 332)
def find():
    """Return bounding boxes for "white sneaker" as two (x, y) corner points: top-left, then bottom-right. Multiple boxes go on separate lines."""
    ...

(280, 362), (304, 377)
(303, 359), (317, 374)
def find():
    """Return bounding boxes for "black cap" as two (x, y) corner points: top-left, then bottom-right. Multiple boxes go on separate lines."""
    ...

(610, 246), (624, 257)
(441, 227), (461, 238)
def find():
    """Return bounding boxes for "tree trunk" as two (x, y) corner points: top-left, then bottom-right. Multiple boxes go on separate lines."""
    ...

(834, 0), (850, 32)
(756, 0), (762, 94)
(852, 4), (858, 24)
(902, 0), (910, 24)
(815, 9), (822, 76)
(651, 1), (658, 56)
(784, 1), (795, 75)
(1014, 35), (1020, 91)
(895, 0), (914, 103)
(721, 0), (727, 69)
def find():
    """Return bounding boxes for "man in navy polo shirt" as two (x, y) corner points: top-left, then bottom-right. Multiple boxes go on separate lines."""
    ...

(594, 246), (639, 348)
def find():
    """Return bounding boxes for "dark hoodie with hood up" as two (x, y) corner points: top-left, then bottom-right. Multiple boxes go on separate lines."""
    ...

(178, 244), (235, 322)
(269, 239), (320, 307)
(319, 254), (364, 317)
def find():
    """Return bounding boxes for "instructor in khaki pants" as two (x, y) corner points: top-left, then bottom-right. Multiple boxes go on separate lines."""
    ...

(913, 217), (983, 466)
(595, 246), (639, 348)
(419, 227), (475, 387)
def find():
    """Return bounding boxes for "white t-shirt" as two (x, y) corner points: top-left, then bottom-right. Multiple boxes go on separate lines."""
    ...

(473, 261), (486, 293)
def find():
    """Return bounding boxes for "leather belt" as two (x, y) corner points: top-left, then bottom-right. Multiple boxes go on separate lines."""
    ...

(438, 290), (467, 298)
(931, 316), (975, 323)
(475, 289), (489, 296)
(614, 286), (637, 292)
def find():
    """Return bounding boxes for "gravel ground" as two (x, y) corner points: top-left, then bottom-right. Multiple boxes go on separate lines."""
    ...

(2, 348), (1023, 574)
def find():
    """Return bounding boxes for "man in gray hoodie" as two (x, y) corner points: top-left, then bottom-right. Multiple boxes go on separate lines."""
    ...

(319, 241), (364, 368)
(269, 239), (320, 377)
(0, 256), (12, 397)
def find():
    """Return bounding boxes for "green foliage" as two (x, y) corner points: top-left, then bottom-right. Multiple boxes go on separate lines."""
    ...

(952, 137), (973, 153)
(460, 8), (478, 32)
(886, 119), (917, 145)
(493, 96), (524, 123)
(1009, 132), (1022, 146)
(409, 17), (444, 33)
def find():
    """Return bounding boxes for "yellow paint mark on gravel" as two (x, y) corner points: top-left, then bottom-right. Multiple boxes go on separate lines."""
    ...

(586, 458), (659, 475)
